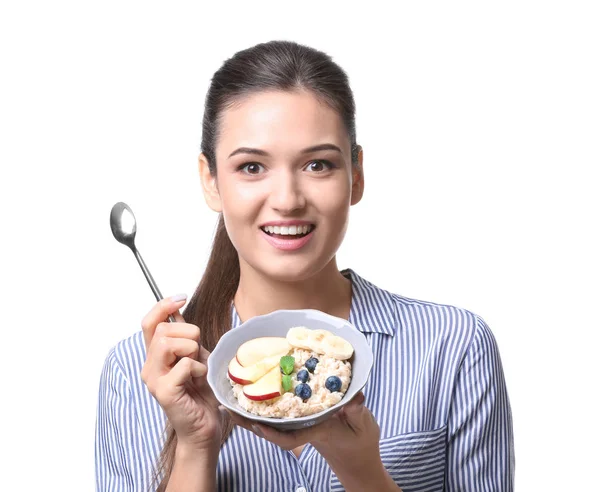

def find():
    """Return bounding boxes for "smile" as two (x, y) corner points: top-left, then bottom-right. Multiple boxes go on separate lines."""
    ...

(259, 224), (316, 251)
(260, 224), (314, 237)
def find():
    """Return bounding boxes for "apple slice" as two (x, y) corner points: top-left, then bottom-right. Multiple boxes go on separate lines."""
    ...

(236, 337), (291, 367)
(228, 354), (283, 385)
(243, 365), (283, 401)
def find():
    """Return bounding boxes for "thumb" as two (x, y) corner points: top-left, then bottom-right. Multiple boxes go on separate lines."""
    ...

(341, 391), (366, 419)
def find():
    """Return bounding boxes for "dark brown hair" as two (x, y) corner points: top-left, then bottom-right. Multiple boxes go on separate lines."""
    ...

(154, 39), (359, 490)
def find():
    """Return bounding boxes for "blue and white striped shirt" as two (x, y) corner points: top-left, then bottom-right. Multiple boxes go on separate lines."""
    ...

(95, 269), (514, 491)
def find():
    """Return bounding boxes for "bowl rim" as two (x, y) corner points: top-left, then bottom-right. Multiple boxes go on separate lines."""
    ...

(207, 308), (374, 425)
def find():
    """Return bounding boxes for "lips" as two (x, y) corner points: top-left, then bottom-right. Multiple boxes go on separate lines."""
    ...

(260, 224), (315, 251)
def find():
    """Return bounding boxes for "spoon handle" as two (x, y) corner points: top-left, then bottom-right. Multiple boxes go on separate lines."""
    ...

(132, 247), (177, 323)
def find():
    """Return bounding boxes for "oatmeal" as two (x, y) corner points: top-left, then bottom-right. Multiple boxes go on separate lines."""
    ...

(226, 328), (354, 419)
(231, 348), (352, 418)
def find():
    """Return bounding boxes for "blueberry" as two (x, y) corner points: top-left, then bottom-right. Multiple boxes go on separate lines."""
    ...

(325, 376), (342, 392)
(296, 369), (309, 383)
(294, 383), (312, 401)
(305, 357), (319, 373)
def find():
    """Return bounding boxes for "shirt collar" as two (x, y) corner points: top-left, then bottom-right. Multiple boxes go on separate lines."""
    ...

(231, 268), (398, 337)
(343, 268), (398, 337)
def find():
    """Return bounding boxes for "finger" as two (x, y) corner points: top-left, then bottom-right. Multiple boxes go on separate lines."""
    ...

(224, 410), (255, 432)
(173, 311), (185, 323)
(154, 357), (206, 404)
(338, 392), (366, 427)
(141, 294), (188, 348)
(253, 420), (330, 450)
(192, 370), (221, 408)
(223, 410), (285, 444)
(155, 321), (200, 342)
(341, 391), (366, 417)
(339, 392), (374, 435)
(218, 405), (230, 422)
(147, 336), (200, 373)
(255, 425), (310, 450)
(198, 344), (211, 364)
(225, 409), (329, 449)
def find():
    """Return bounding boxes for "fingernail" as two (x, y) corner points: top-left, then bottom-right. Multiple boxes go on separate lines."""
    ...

(252, 424), (264, 438)
(170, 294), (187, 303)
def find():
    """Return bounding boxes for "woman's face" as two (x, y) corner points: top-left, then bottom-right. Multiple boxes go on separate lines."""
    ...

(200, 90), (363, 282)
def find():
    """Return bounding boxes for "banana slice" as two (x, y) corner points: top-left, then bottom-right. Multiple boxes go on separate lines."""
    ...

(286, 327), (313, 350)
(287, 326), (354, 360)
(308, 329), (334, 349)
(321, 334), (354, 360)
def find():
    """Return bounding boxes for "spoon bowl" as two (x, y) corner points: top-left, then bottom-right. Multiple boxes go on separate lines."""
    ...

(110, 202), (137, 249)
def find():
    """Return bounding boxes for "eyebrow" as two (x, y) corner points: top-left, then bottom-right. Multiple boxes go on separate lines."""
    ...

(227, 143), (343, 159)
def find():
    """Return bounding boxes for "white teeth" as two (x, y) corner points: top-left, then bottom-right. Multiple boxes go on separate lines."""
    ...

(262, 225), (314, 236)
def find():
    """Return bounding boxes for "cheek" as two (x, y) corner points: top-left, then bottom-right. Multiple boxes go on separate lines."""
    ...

(310, 180), (352, 217)
(219, 180), (266, 216)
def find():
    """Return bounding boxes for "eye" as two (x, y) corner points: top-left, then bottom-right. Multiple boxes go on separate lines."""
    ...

(238, 162), (265, 175)
(304, 159), (335, 172)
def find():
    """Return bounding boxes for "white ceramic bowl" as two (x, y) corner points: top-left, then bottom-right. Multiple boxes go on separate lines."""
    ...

(207, 309), (373, 430)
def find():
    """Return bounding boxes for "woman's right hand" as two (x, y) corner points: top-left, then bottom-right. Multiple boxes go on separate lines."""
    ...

(140, 295), (222, 454)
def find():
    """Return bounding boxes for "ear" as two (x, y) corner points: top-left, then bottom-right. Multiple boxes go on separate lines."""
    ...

(350, 145), (364, 206)
(198, 153), (222, 213)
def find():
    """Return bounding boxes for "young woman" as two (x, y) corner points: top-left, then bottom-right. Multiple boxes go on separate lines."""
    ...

(95, 40), (514, 492)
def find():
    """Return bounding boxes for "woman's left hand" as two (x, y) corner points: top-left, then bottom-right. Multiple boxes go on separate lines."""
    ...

(226, 392), (396, 490)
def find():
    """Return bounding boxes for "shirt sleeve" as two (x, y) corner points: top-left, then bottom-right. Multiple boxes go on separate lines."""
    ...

(446, 316), (515, 491)
(95, 348), (153, 492)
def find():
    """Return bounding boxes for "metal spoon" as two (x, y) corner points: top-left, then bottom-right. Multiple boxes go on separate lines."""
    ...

(110, 202), (176, 322)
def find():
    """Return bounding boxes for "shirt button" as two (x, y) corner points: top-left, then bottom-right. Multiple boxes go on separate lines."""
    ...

(295, 487), (307, 492)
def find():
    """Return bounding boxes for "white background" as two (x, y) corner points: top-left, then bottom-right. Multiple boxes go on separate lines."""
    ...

(1, 1), (598, 490)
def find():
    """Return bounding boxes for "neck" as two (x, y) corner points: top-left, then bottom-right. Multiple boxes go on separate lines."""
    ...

(233, 259), (352, 323)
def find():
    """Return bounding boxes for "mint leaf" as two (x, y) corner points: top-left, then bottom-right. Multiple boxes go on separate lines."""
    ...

(280, 355), (295, 375)
(282, 374), (293, 392)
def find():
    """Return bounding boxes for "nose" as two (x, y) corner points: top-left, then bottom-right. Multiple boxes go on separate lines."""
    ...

(268, 170), (306, 214)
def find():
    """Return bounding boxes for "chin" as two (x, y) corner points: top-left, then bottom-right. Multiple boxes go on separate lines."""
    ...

(252, 256), (331, 283)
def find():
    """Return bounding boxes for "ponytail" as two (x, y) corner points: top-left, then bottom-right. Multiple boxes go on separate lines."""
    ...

(153, 214), (238, 491)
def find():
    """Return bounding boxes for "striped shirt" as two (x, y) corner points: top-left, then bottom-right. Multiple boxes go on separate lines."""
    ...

(95, 268), (514, 491)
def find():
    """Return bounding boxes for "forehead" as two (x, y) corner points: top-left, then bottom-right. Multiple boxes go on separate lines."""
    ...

(216, 90), (349, 159)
